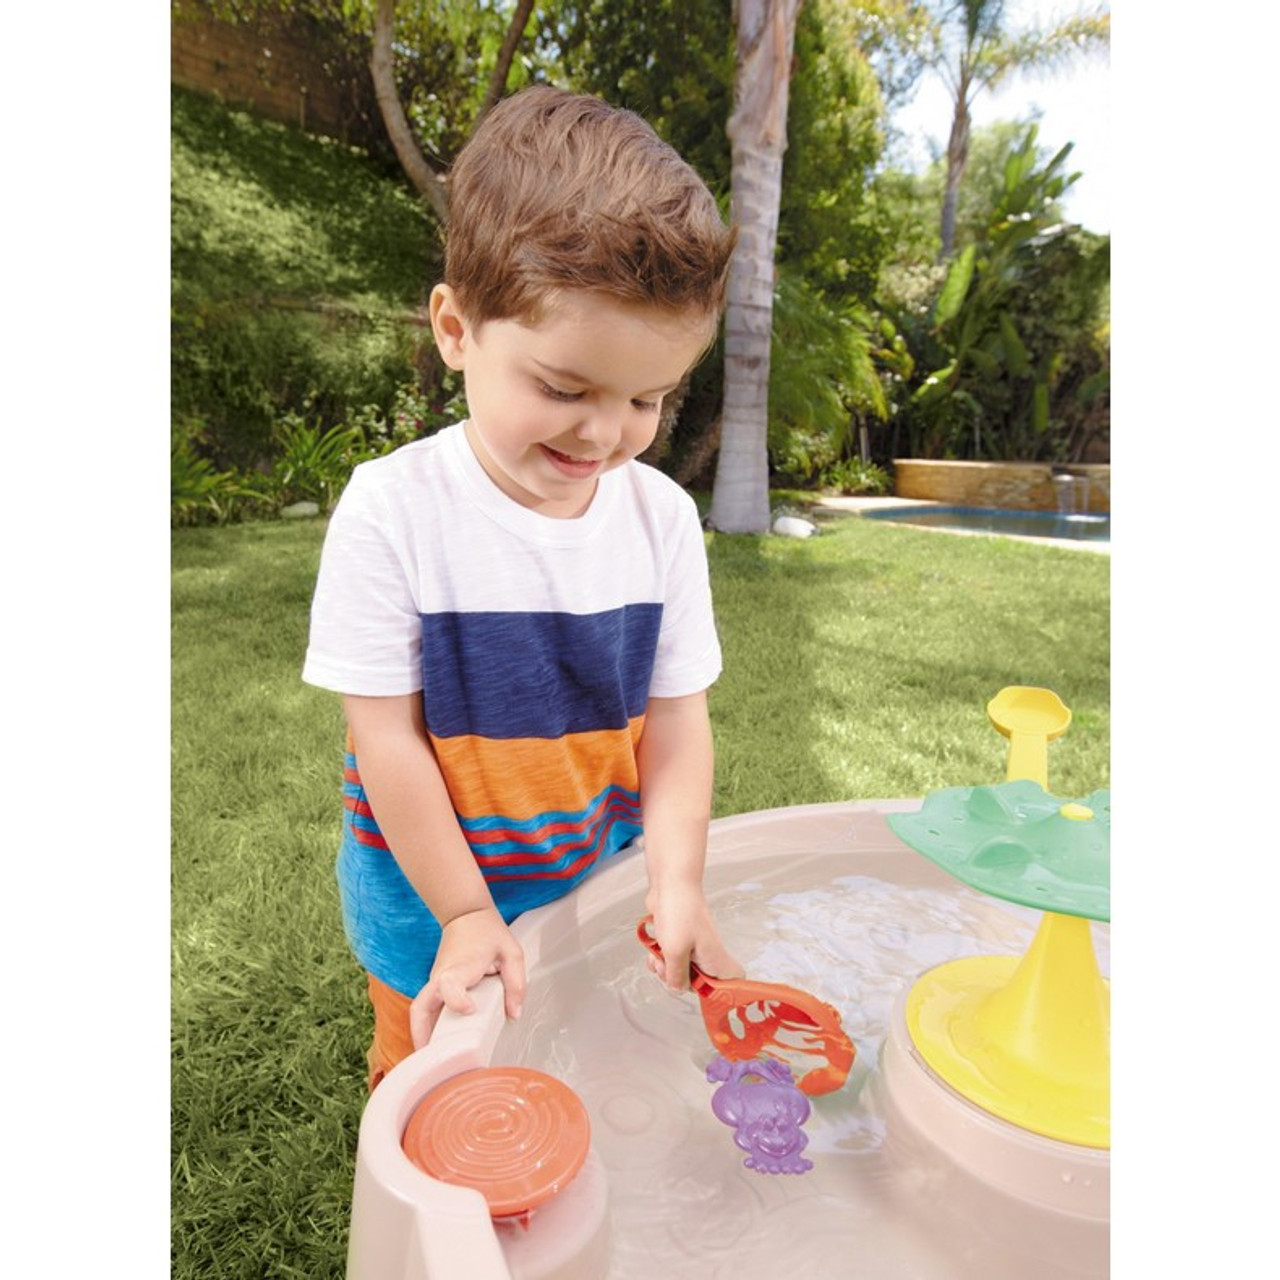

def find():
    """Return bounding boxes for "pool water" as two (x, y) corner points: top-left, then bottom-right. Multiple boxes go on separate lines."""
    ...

(862, 505), (1110, 543)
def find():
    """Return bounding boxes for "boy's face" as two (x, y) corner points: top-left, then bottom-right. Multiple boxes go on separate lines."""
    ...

(431, 286), (715, 518)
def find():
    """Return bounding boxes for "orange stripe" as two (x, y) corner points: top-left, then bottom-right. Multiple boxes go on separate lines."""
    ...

(430, 718), (645, 823)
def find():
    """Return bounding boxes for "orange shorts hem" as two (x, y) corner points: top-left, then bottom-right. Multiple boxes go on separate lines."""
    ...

(365, 972), (415, 1091)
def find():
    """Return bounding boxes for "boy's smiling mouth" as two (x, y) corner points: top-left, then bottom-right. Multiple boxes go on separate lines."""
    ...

(541, 444), (605, 476)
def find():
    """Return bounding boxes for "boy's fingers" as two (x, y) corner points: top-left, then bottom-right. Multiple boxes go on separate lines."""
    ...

(661, 942), (692, 992)
(434, 971), (479, 1016)
(410, 972), (475, 1048)
(498, 952), (527, 1020)
(410, 988), (442, 1048)
(692, 941), (745, 981)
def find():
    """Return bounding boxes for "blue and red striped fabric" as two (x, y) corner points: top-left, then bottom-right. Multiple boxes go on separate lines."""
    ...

(338, 603), (656, 995)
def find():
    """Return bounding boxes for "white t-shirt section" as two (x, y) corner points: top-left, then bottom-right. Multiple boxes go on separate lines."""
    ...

(303, 421), (722, 701)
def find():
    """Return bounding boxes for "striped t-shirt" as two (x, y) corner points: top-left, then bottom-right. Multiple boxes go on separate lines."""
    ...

(302, 422), (722, 996)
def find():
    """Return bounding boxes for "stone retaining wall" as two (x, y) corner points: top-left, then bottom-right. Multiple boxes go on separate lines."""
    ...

(892, 460), (1110, 514)
(171, 4), (382, 149)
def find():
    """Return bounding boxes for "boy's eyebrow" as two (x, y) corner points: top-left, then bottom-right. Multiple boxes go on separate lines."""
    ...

(531, 357), (683, 396)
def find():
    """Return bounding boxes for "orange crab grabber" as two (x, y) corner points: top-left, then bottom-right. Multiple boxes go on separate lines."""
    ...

(636, 916), (855, 1096)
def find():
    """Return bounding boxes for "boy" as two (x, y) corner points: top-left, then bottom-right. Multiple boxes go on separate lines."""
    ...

(303, 85), (743, 1088)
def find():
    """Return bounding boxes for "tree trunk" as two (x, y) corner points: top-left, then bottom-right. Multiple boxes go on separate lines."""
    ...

(477, 0), (537, 126)
(707, 0), (802, 535)
(939, 89), (971, 259)
(370, 0), (450, 224)
(370, 0), (539, 223)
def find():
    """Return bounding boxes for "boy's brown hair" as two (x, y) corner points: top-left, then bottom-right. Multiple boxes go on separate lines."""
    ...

(444, 85), (736, 325)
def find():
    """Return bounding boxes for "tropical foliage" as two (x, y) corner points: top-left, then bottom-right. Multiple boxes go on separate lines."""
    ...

(171, 429), (259, 526)
(882, 126), (1109, 462)
(170, 0), (1110, 524)
(908, 0), (1111, 256)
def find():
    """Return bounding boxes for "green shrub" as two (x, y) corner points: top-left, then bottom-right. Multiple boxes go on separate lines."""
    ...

(259, 414), (370, 513)
(171, 85), (440, 471)
(171, 299), (433, 470)
(171, 428), (261, 527)
(883, 127), (1110, 463)
(349, 378), (467, 458)
(773, 428), (842, 486)
(818, 456), (892, 495)
(772, 430), (891, 495)
(169, 374), (470, 526)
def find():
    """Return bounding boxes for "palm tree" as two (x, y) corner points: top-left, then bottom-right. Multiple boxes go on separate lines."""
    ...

(924, 0), (1109, 257)
(708, 0), (804, 535)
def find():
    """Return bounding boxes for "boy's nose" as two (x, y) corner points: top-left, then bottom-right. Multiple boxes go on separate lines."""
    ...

(573, 407), (622, 452)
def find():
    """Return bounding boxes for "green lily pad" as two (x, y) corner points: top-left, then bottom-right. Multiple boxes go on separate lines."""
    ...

(887, 779), (1110, 921)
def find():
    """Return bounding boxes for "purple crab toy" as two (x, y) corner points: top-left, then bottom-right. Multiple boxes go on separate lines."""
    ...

(706, 1055), (814, 1175)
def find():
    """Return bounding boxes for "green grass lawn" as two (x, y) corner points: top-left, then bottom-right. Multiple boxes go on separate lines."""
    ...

(171, 511), (1108, 1277)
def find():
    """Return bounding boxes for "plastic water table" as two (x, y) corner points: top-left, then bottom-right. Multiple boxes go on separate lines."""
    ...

(345, 684), (1110, 1277)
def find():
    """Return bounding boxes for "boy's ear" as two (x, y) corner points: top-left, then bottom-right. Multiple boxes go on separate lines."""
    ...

(429, 284), (469, 370)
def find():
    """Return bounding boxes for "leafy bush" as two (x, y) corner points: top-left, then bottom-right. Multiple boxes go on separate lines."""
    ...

(772, 429), (891, 495)
(773, 428), (842, 487)
(817, 457), (892, 495)
(171, 300), (431, 469)
(171, 85), (441, 471)
(764, 267), (889, 467)
(169, 373), (468, 525)
(259, 414), (369, 513)
(350, 377), (467, 458)
(171, 427), (261, 527)
(883, 126), (1110, 463)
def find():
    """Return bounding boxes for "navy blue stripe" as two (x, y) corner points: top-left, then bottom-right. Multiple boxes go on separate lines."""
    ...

(420, 604), (662, 739)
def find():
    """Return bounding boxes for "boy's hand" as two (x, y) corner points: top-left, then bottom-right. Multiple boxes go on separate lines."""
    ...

(410, 907), (526, 1047)
(644, 886), (744, 992)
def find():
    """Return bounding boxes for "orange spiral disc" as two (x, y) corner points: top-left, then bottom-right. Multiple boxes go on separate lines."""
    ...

(401, 1067), (591, 1219)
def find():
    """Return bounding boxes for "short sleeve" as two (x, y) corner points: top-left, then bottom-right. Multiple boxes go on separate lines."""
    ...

(301, 465), (424, 695)
(647, 491), (722, 698)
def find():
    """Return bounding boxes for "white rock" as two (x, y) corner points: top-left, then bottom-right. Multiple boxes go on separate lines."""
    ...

(281, 500), (321, 519)
(772, 514), (819, 539)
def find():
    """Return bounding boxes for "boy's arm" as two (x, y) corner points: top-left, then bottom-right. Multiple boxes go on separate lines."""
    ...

(343, 693), (526, 1043)
(636, 690), (744, 991)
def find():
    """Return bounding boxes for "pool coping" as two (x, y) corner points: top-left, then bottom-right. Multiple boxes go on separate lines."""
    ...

(809, 495), (1111, 554)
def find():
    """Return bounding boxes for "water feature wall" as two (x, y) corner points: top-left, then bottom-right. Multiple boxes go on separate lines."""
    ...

(893, 461), (1110, 515)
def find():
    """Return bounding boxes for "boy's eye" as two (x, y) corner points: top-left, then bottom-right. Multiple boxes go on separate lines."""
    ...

(538, 381), (582, 402)
(537, 380), (658, 413)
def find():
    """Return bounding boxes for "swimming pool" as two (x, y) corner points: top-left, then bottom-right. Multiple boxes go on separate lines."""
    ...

(860, 505), (1110, 543)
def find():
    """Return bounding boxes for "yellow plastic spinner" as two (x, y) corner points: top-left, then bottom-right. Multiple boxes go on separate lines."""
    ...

(904, 687), (1110, 1148)
(905, 911), (1109, 1146)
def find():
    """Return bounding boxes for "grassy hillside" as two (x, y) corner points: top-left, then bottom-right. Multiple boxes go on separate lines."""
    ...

(171, 85), (441, 468)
